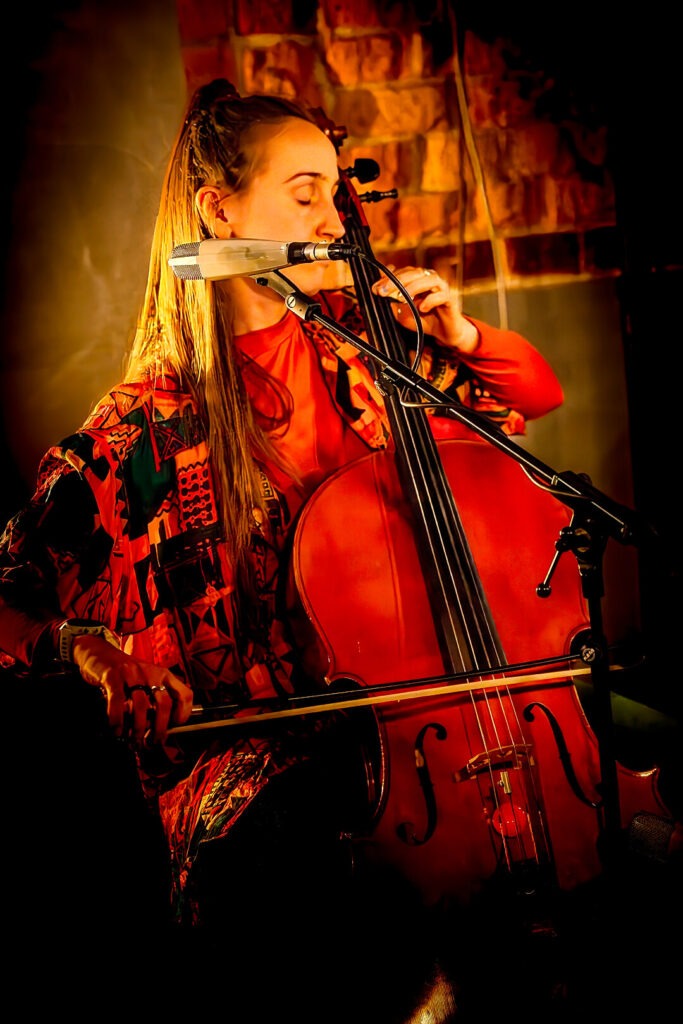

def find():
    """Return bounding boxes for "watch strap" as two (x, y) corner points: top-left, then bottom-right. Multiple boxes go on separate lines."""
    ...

(57, 619), (120, 663)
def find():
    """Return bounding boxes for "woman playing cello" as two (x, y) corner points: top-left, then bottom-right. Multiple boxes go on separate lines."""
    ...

(0, 79), (603, 1020)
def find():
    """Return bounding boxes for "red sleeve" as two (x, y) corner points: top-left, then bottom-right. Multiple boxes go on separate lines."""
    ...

(457, 317), (564, 422)
(319, 294), (563, 422)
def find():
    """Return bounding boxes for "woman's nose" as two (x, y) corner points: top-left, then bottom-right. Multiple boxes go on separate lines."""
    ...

(320, 201), (345, 240)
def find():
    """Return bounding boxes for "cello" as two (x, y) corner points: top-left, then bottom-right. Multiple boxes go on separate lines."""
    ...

(276, 115), (672, 909)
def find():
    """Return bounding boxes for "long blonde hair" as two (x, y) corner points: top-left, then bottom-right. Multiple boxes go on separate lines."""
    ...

(128, 79), (315, 588)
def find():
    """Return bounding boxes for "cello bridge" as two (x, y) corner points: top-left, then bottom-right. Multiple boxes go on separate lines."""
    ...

(453, 744), (534, 783)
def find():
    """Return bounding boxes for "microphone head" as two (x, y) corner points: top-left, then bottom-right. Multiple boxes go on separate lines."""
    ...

(169, 242), (204, 280)
(171, 242), (201, 257)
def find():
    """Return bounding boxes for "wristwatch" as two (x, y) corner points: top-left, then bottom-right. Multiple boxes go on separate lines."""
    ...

(57, 618), (120, 663)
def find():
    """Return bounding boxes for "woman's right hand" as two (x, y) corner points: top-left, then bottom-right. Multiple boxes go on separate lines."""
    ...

(71, 635), (194, 746)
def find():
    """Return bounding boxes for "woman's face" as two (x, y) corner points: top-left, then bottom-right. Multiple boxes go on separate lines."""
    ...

(221, 117), (349, 293)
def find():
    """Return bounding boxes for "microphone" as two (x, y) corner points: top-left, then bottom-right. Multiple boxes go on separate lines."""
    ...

(168, 238), (359, 281)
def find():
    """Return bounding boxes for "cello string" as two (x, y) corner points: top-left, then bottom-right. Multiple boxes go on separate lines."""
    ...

(349, 237), (504, 673)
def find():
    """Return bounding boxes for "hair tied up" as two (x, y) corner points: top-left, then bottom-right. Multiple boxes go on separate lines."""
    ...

(189, 78), (241, 120)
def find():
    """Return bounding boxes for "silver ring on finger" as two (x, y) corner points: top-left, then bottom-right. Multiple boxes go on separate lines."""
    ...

(149, 685), (167, 695)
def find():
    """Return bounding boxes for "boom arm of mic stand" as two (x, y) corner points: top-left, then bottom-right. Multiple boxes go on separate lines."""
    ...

(256, 272), (647, 547)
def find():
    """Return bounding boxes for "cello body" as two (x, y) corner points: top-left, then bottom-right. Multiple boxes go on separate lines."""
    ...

(289, 437), (668, 905)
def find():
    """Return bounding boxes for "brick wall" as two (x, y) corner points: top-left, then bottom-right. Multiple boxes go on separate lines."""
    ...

(174, 0), (621, 293)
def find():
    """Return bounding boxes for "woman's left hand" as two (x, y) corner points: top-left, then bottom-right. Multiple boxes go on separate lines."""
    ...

(371, 265), (479, 354)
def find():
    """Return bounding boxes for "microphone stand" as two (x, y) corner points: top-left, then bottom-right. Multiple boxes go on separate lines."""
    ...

(256, 269), (654, 871)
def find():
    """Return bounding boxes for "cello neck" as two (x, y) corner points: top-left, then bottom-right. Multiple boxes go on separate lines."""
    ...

(335, 168), (504, 675)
